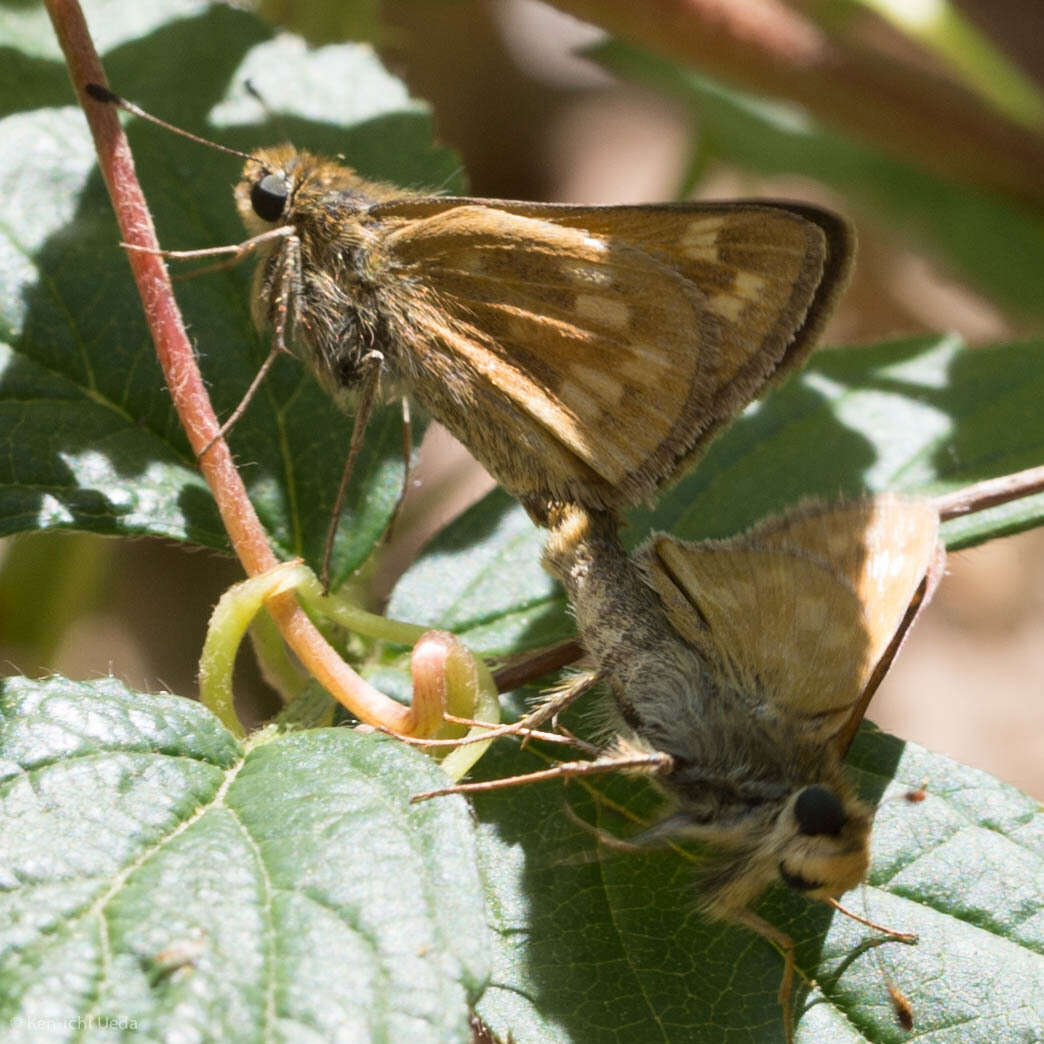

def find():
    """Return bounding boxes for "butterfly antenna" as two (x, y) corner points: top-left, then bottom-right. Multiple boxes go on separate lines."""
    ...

(433, 164), (468, 194)
(84, 83), (257, 164)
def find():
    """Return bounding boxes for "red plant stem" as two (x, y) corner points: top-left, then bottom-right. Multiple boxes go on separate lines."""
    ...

(46, 0), (425, 734)
(492, 639), (583, 693)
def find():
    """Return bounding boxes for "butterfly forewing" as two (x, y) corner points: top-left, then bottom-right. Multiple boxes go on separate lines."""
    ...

(744, 496), (942, 674)
(380, 197), (850, 510)
(386, 204), (712, 491)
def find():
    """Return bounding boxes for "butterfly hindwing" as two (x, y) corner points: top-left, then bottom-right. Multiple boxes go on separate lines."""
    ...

(639, 496), (941, 746)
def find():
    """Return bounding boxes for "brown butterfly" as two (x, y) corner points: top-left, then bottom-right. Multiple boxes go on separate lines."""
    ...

(236, 145), (852, 521)
(539, 495), (942, 1039)
(87, 84), (852, 527)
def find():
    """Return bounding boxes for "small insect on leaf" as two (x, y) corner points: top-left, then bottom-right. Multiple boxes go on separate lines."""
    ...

(889, 982), (915, 1031)
(147, 931), (206, 985)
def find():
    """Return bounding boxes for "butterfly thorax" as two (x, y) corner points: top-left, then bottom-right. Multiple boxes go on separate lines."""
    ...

(236, 147), (421, 399)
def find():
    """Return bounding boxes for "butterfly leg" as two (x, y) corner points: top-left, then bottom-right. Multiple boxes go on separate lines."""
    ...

(825, 898), (917, 944)
(410, 748), (673, 803)
(375, 395), (414, 545)
(198, 232), (301, 459)
(321, 352), (385, 592)
(439, 664), (600, 736)
(388, 669), (601, 753)
(514, 668), (600, 733)
(560, 795), (650, 853)
(121, 224), (293, 266)
(729, 907), (798, 1044)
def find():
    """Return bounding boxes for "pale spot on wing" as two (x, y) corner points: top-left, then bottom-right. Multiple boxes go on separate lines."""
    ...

(679, 217), (726, 261)
(618, 357), (653, 383)
(575, 293), (630, 328)
(582, 234), (608, 252)
(618, 340), (690, 371)
(706, 293), (746, 321)
(570, 363), (625, 405)
(684, 216), (725, 234)
(733, 270), (767, 297)
(705, 269), (768, 322)
(617, 354), (677, 386)
(684, 244), (719, 262)
(557, 380), (603, 427)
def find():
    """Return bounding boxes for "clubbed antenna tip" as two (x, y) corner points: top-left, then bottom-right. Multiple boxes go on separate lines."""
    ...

(85, 82), (118, 104)
(80, 82), (256, 163)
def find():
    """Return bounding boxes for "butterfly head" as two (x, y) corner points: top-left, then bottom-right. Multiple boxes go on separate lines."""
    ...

(235, 146), (309, 237)
(236, 146), (405, 240)
(650, 758), (872, 916)
(772, 782), (872, 901)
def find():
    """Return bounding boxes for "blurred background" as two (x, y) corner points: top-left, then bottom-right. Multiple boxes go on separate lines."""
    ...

(2, 0), (1042, 797)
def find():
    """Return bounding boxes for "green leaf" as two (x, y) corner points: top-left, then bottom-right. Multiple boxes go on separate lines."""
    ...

(589, 39), (1044, 318)
(0, 675), (490, 1041)
(0, 530), (110, 658)
(0, 2), (462, 583)
(258, 0), (384, 46)
(851, 0), (1044, 129)
(389, 333), (1044, 654)
(469, 725), (1044, 1044)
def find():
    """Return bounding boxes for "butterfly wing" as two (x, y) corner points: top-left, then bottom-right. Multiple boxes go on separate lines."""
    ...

(378, 198), (850, 511)
(507, 201), (851, 450)
(646, 539), (872, 741)
(747, 495), (942, 687)
(640, 496), (941, 746)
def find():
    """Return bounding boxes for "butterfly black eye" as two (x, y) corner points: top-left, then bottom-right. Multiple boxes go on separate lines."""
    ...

(251, 173), (289, 222)
(794, 785), (846, 837)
